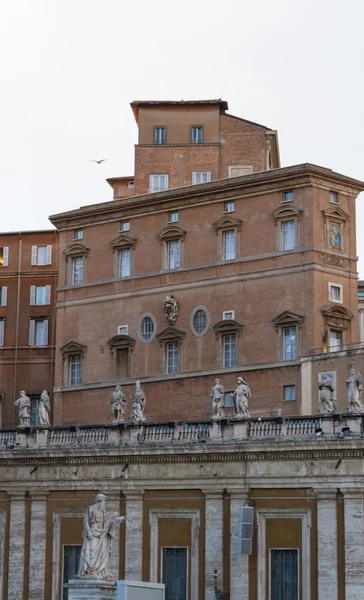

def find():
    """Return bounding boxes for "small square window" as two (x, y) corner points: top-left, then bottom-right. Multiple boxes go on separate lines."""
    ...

(118, 325), (128, 335)
(169, 211), (179, 223)
(283, 190), (294, 202)
(329, 283), (343, 303)
(191, 126), (203, 144)
(154, 127), (166, 144)
(74, 229), (83, 240)
(223, 310), (234, 320)
(224, 391), (234, 407)
(224, 201), (235, 213)
(284, 385), (296, 401)
(330, 191), (338, 203)
(128, 181), (134, 188)
(120, 221), (130, 232)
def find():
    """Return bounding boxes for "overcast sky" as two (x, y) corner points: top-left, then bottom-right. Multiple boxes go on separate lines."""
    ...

(1, 0), (364, 274)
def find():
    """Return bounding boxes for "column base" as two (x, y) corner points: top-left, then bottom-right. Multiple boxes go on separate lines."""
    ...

(67, 577), (116, 600)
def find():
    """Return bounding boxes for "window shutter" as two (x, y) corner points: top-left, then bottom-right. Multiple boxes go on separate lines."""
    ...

(45, 285), (51, 305)
(30, 285), (36, 305)
(44, 320), (49, 345)
(46, 245), (52, 265)
(28, 319), (35, 345)
(238, 506), (254, 554)
(3, 247), (9, 267)
(31, 246), (37, 266)
(1, 287), (7, 307)
(0, 322), (4, 346)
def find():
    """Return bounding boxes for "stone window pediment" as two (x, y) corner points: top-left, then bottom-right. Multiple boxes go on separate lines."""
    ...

(322, 206), (349, 221)
(157, 326), (186, 343)
(321, 305), (352, 331)
(110, 234), (137, 250)
(272, 311), (304, 328)
(108, 334), (136, 349)
(60, 340), (87, 355)
(213, 319), (243, 337)
(212, 216), (242, 232)
(272, 206), (302, 221)
(157, 225), (186, 241)
(63, 243), (90, 258)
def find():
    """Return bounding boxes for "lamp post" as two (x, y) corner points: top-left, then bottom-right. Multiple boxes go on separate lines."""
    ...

(213, 568), (230, 600)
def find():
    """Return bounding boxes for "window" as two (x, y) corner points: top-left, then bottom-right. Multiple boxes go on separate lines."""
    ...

(281, 220), (296, 251)
(223, 334), (236, 367)
(31, 245), (52, 265)
(167, 341), (179, 373)
(224, 201), (235, 213)
(119, 248), (131, 277)
(62, 545), (82, 600)
(193, 309), (207, 334)
(0, 320), (4, 346)
(0, 286), (7, 307)
(223, 310), (234, 320)
(141, 316), (154, 341)
(169, 211), (179, 223)
(330, 191), (338, 203)
(29, 318), (49, 346)
(329, 330), (341, 351)
(108, 334), (135, 379)
(283, 190), (294, 202)
(69, 355), (81, 385)
(329, 283), (343, 303)
(0, 247), (9, 267)
(283, 327), (297, 360)
(154, 127), (166, 144)
(191, 126), (203, 144)
(224, 391), (234, 407)
(284, 385), (296, 401)
(270, 549), (299, 600)
(149, 174), (169, 193)
(128, 181), (134, 189)
(72, 257), (84, 285)
(120, 221), (130, 232)
(162, 547), (188, 600)
(30, 397), (39, 427)
(117, 325), (128, 335)
(30, 285), (51, 306)
(167, 240), (180, 270)
(223, 230), (236, 260)
(74, 229), (83, 240)
(192, 171), (211, 185)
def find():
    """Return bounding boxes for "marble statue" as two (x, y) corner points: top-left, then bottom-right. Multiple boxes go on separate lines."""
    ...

(14, 390), (31, 428)
(347, 368), (364, 413)
(163, 295), (179, 326)
(210, 379), (225, 419)
(318, 374), (335, 414)
(38, 390), (51, 427)
(233, 377), (251, 418)
(108, 385), (126, 423)
(78, 493), (125, 580)
(131, 380), (146, 424)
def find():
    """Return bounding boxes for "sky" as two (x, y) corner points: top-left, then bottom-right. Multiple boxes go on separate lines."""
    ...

(1, 0), (364, 273)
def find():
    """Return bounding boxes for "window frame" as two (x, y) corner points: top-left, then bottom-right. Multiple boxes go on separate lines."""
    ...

(283, 385), (296, 401)
(223, 310), (234, 320)
(160, 546), (189, 600)
(166, 239), (181, 271)
(222, 333), (237, 367)
(0, 319), (5, 347)
(154, 126), (167, 145)
(329, 329), (341, 352)
(73, 229), (83, 240)
(120, 221), (130, 232)
(190, 306), (210, 337)
(108, 334), (135, 379)
(157, 226), (186, 272)
(223, 229), (237, 261)
(224, 391), (234, 407)
(282, 190), (294, 203)
(213, 216), (242, 263)
(169, 211), (179, 223)
(62, 544), (82, 600)
(137, 313), (157, 343)
(110, 234), (136, 279)
(191, 125), (203, 144)
(281, 219), (296, 252)
(192, 171), (211, 185)
(117, 325), (128, 335)
(269, 548), (299, 600)
(224, 201), (235, 213)
(60, 341), (87, 387)
(0, 247), (9, 267)
(0, 286), (7, 307)
(72, 256), (84, 285)
(119, 247), (132, 278)
(273, 311), (303, 361)
(149, 173), (169, 193)
(30, 284), (51, 306)
(166, 340), (180, 374)
(328, 282), (343, 304)
(63, 243), (89, 287)
(29, 317), (49, 346)
(272, 206), (302, 253)
(329, 191), (339, 204)
(282, 326), (297, 361)
(213, 318), (243, 368)
(157, 327), (186, 374)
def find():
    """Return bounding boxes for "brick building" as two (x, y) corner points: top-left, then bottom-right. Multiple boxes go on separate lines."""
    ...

(0, 230), (58, 427)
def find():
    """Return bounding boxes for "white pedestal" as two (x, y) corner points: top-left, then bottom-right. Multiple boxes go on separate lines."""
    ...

(117, 580), (165, 600)
(67, 577), (116, 600)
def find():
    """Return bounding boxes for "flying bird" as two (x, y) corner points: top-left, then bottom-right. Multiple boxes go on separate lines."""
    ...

(90, 158), (108, 164)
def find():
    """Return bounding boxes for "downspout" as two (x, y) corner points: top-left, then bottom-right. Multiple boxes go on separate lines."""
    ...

(13, 233), (22, 426)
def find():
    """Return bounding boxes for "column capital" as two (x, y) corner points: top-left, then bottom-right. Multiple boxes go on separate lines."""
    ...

(8, 490), (27, 501)
(123, 490), (144, 501)
(313, 488), (338, 500)
(227, 489), (249, 501)
(201, 489), (224, 499)
(29, 491), (49, 501)
(341, 488), (364, 499)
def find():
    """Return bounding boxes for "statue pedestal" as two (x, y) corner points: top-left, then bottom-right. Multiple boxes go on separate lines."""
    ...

(67, 577), (116, 600)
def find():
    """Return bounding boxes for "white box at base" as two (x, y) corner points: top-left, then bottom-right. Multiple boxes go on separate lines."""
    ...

(117, 580), (165, 600)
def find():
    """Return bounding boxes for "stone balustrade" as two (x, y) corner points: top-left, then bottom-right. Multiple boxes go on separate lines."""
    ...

(0, 413), (362, 449)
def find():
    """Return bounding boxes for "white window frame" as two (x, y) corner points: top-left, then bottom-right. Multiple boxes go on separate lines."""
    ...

(223, 333), (237, 367)
(330, 191), (338, 204)
(30, 285), (51, 306)
(72, 256), (84, 285)
(169, 211), (179, 223)
(0, 247), (9, 267)
(166, 341), (180, 374)
(154, 127), (166, 144)
(62, 544), (82, 600)
(329, 329), (341, 351)
(0, 286), (7, 307)
(117, 325), (128, 335)
(29, 318), (49, 346)
(31, 245), (52, 266)
(128, 181), (134, 188)
(167, 239), (180, 270)
(281, 220), (296, 251)
(223, 310), (234, 320)
(223, 230), (236, 261)
(224, 201), (235, 213)
(269, 548), (300, 600)
(69, 354), (82, 385)
(191, 126), (203, 144)
(160, 546), (189, 600)
(328, 282), (343, 304)
(119, 248), (131, 278)
(282, 190), (294, 203)
(283, 326), (297, 360)
(74, 229), (83, 240)
(149, 174), (169, 193)
(283, 385), (296, 401)
(192, 171), (211, 185)
(120, 221), (130, 232)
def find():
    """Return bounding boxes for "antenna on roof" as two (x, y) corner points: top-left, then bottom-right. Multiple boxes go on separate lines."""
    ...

(220, 85), (228, 99)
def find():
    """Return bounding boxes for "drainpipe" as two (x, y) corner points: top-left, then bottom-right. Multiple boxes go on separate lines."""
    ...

(13, 233), (22, 426)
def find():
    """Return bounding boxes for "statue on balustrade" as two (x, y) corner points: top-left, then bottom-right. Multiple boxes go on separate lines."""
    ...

(233, 377), (251, 418)
(38, 390), (51, 427)
(14, 390), (31, 428)
(163, 295), (179, 326)
(210, 378), (225, 419)
(347, 368), (364, 413)
(108, 385), (126, 423)
(131, 380), (146, 424)
(78, 493), (125, 580)
(318, 374), (336, 414)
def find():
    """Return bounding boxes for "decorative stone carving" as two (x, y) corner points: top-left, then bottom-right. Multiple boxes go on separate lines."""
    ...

(347, 368), (364, 413)
(233, 377), (251, 418)
(131, 380), (146, 424)
(163, 295), (179, 326)
(78, 493), (125, 580)
(318, 374), (336, 414)
(14, 391), (31, 428)
(108, 385), (126, 424)
(210, 379), (225, 420)
(38, 390), (51, 427)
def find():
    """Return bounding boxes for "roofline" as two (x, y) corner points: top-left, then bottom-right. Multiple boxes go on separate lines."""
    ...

(222, 112), (268, 129)
(106, 176), (134, 183)
(0, 228), (57, 236)
(49, 163), (364, 226)
(131, 99), (228, 124)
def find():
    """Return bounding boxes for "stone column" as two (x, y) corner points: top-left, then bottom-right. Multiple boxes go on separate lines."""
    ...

(203, 490), (224, 600)
(8, 491), (27, 600)
(107, 492), (122, 581)
(124, 491), (143, 580)
(229, 490), (249, 600)
(343, 488), (364, 599)
(315, 489), (338, 600)
(28, 491), (49, 600)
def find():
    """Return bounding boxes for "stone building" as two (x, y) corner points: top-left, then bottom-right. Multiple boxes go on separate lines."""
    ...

(0, 230), (59, 427)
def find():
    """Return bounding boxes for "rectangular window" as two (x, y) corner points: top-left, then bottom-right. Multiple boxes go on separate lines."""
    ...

(30, 285), (51, 306)
(117, 325), (128, 335)
(270, 549), (299, 600)
(169, 211), (179, 223)
(0, 247), (9, 267)
(128, 181), (134, 189)
(224, 391), (234, 407)
(74, 229), (83, 240)
(223, 230), (236, 260)
(191, 126), (203, 143)
(162, 547), (188, 600)
(167, 341), (179, 374)
(283, 190), (294, 202)
(0, 286), (7, 307)
(154, 127), (166, 144)
(29, 319), (49, 346)
(282, 220), (296, 251)
(330, 191), (338, 203)
(30, 397), (40, 427)
(119, 248), (131, 277)
(224, 201), (235, 213)
(192, 171), (211, 185)
(329, 330), (341, 351)
(31, 245), (52, 265)
(72, 257), (84, 285)
(223, 334), (236, 367)
(223, 310), (234, 320)
(62, 545), (82, 600)
(283, 327), (297, 360)
(120, 221), (130, 232)
(167, 240), (180, 270)
(329, 283), (343, 303)
(0, 321), (4, 347)
(284, 385), (296, 401)
(69, 355), (81, 385)
(115, 348), (129, 379)
(149, 174), (169, 193)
